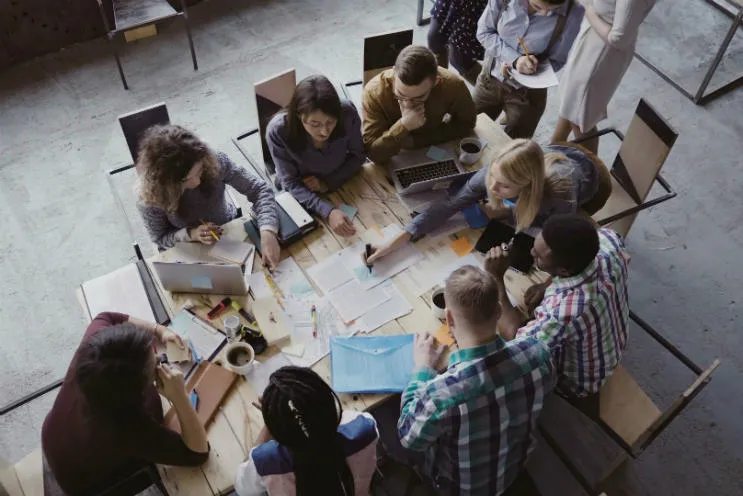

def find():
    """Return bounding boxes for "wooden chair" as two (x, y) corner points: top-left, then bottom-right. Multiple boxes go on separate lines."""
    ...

(95, 0), (198, 90)
(342, 30), (414, 113)
(416, 0), (433, 26)
(232, 69), (297, 185)
(578, 99), (678, 238)
(538, 310), (720, 495)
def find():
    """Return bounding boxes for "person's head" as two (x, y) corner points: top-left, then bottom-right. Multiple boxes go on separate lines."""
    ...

(286, 75), (343, 150)
(444, 265), (501, 346)
(486, 139), (546, 230)
(74, 323), (156, 420)
(137, 124), (220, 212)
(262, 366), (354, 496)
(393, 45), (440, 111)
(532, 214), (599, 276)
(528, 0), (566, 16)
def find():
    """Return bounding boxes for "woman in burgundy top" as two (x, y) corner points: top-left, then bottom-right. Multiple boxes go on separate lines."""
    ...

(41, 312), (210, 495)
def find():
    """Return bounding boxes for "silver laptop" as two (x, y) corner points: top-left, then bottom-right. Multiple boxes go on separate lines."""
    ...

(152, 261), (249, 295)
(388, 147), (474, 196)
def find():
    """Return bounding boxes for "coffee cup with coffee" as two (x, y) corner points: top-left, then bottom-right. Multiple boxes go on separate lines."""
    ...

(431, 287), (446, 320)
(459, 137), (486, 165)
(224, 342), (256, 376)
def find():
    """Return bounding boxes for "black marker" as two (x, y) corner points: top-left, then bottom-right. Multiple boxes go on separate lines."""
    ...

(365, 243), (373, 273)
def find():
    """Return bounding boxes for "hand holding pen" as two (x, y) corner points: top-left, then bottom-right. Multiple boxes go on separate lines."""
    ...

(189, 221), (223, 245)
(484, 241), (513, 280)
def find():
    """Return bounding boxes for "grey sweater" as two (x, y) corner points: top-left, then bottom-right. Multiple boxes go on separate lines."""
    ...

(138, 152), (279, 249)
(405, 145), (600, 238)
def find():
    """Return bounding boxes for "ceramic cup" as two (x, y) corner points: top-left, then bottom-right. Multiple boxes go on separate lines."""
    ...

(459, 137), (485, 165)
(224, 342), (256, 376)
(431, 288), (446, 320)
(223, 315), (241, 341)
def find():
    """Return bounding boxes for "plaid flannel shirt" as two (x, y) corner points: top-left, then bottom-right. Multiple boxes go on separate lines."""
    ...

(397, 336), (554, 496)
(517, 228), (630, 396)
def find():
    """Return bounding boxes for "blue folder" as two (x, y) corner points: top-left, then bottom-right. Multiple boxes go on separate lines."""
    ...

(330, 335), (415, 393)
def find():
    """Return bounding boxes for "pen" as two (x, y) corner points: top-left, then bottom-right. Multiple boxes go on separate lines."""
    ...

(311, 305), (318, 338)
(518, 36), (531, 58)
(365, 243), (373, 273)
(199, 219), (220, 241)
(188, 340), (201, 364)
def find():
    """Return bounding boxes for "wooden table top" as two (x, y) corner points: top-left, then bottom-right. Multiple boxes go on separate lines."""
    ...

(84, 114), (550, 494)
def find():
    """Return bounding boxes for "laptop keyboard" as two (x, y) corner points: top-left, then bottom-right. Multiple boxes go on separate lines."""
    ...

(395, 159), (459, 189)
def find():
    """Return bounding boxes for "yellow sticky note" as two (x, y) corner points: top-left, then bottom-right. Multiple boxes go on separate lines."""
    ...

(450, 237), (473, 257)
(434, 324), (455, 347)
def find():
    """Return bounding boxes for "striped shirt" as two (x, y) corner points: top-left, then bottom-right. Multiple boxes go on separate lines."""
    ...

(517, 228), (630, 396)
(397, 336), (554, 496)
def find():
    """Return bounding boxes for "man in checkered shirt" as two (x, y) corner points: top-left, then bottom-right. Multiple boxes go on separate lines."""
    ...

(489, 213), (630, 405)
(397, 265), (554, 495)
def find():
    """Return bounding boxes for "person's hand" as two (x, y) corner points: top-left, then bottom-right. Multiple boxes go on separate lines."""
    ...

(328, 209), (356, 237)
(302, 176), (328, 193)
(156, 325), (185, 348)
(400, 104), (426, 131)
(515, 55), (538, 75)
(363, 231), (413, 264)
(524, 280), (551, 313)
(189, 223), (223, 245)
(155, 364), (188, 402)
(500, 62), (511, 78)
(484, 243), (512, 280)
(261, 230), (281, 270)
(413, 332), (445, 370)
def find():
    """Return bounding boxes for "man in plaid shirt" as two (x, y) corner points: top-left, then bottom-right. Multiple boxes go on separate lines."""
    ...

(397, 265), (554, 495)
(489, 213), (630, 400)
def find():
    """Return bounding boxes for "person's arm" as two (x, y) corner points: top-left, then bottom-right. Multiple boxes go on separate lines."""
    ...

(397, 367), (444, 451)
(130, 420), (210, 467)
(323, 103), (366, 191)
(405, 167), (488, 238)
(218, 153), (280, 232)
(83, 312), (130, 341)
(581, 0), (645, 50)
(494, 277), (527, 341)
(410, 77), (477, 148)
(156, 365), (209, 456)
(137, 202), (191, 249)
(362, 78), (409, 164)
(547, 4), (586, 71)
(268, 125), (335, 219)
(477, 0), (521, 68)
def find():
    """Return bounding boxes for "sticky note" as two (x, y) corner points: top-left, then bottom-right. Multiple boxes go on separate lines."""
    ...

(339, 204), (358, 219)
(426, 146), (448, 161)
(450, 237), (473, 257)
(434, 324), (455, 347)
(190, 276), (213, 290)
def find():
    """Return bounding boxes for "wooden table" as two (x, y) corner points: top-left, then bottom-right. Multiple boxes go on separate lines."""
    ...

(91, 114), (548, 495)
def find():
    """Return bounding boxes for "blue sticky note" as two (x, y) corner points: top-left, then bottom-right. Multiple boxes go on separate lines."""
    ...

(330, 335), (415, 393)
(426, 146), (448, 161)
(339, 204), (358, 219)
(190, 276), (213, 290)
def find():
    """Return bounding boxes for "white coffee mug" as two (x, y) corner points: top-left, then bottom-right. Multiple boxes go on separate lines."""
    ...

(224, 342), (256, 376)
(431, 288), (446, 320)
(459, 137), (486, 165)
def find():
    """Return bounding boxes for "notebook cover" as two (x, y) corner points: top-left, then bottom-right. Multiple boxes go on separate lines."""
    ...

(252, 297), (292, 347)
(164, 362), (238, 432)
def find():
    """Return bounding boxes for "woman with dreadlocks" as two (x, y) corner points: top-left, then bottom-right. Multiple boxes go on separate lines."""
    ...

(235, 366), (379, 495)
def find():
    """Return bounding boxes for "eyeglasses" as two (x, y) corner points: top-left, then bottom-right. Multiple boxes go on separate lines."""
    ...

(394, 89), (431, 104)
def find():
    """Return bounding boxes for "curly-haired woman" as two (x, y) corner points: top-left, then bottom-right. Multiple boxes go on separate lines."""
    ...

(136, 125), (281, 268)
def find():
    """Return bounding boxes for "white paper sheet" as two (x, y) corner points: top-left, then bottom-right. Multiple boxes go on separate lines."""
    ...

(208, 240), (255, 265)
(306, 253), (354, 295)
(511, 62), (559, 89)
(251, 257), (316, 300)
(82, 263), (155, 322)
(357, 281), (412, 333)
(169, 310), (225, 361)
(329, 278), (392, 323)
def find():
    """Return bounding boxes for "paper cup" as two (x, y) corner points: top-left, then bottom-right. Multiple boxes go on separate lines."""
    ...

(431, 288), (446, 320)
(224, 342), (256, 376)
(459, 137), (485, 165)
(223, 315), (241, 341)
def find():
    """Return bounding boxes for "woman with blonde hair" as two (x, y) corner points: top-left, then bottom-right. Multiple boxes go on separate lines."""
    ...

(366, 139), (610, 263)
(136, 124), (282, 268)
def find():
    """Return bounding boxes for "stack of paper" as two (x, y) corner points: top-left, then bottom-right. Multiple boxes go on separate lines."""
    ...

(208, 240), (255, 265)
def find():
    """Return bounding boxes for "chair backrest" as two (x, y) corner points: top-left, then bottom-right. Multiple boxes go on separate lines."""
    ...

(362, 29), (414, 86)
(613, 99), (677, 203)
(254, 69), (297, 174)
(118, 102), (170, 163)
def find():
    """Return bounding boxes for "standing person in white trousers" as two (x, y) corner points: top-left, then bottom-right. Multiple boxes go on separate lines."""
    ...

(551, 0), (656, 152)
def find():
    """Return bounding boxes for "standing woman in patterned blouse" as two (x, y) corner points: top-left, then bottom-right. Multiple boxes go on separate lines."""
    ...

(427, 0), (489, 85)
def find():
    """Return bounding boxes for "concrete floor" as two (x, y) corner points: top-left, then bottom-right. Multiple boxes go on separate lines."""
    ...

(1, 0), (743, 493)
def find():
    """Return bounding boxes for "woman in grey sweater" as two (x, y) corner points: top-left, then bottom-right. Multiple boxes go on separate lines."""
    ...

(136, 125), (281, 267)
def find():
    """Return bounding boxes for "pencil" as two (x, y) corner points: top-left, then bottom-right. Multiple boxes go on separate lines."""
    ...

(199, 219), (220, 241)
(517, 37), (531, 58)
(262, 266), (285, 298)
(263, 270), (285, 310)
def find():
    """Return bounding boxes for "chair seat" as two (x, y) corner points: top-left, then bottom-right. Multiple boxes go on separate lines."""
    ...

(592, 176), (637, 238)
(599, 365), (661, 448)
(114, 0), (178, 31)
